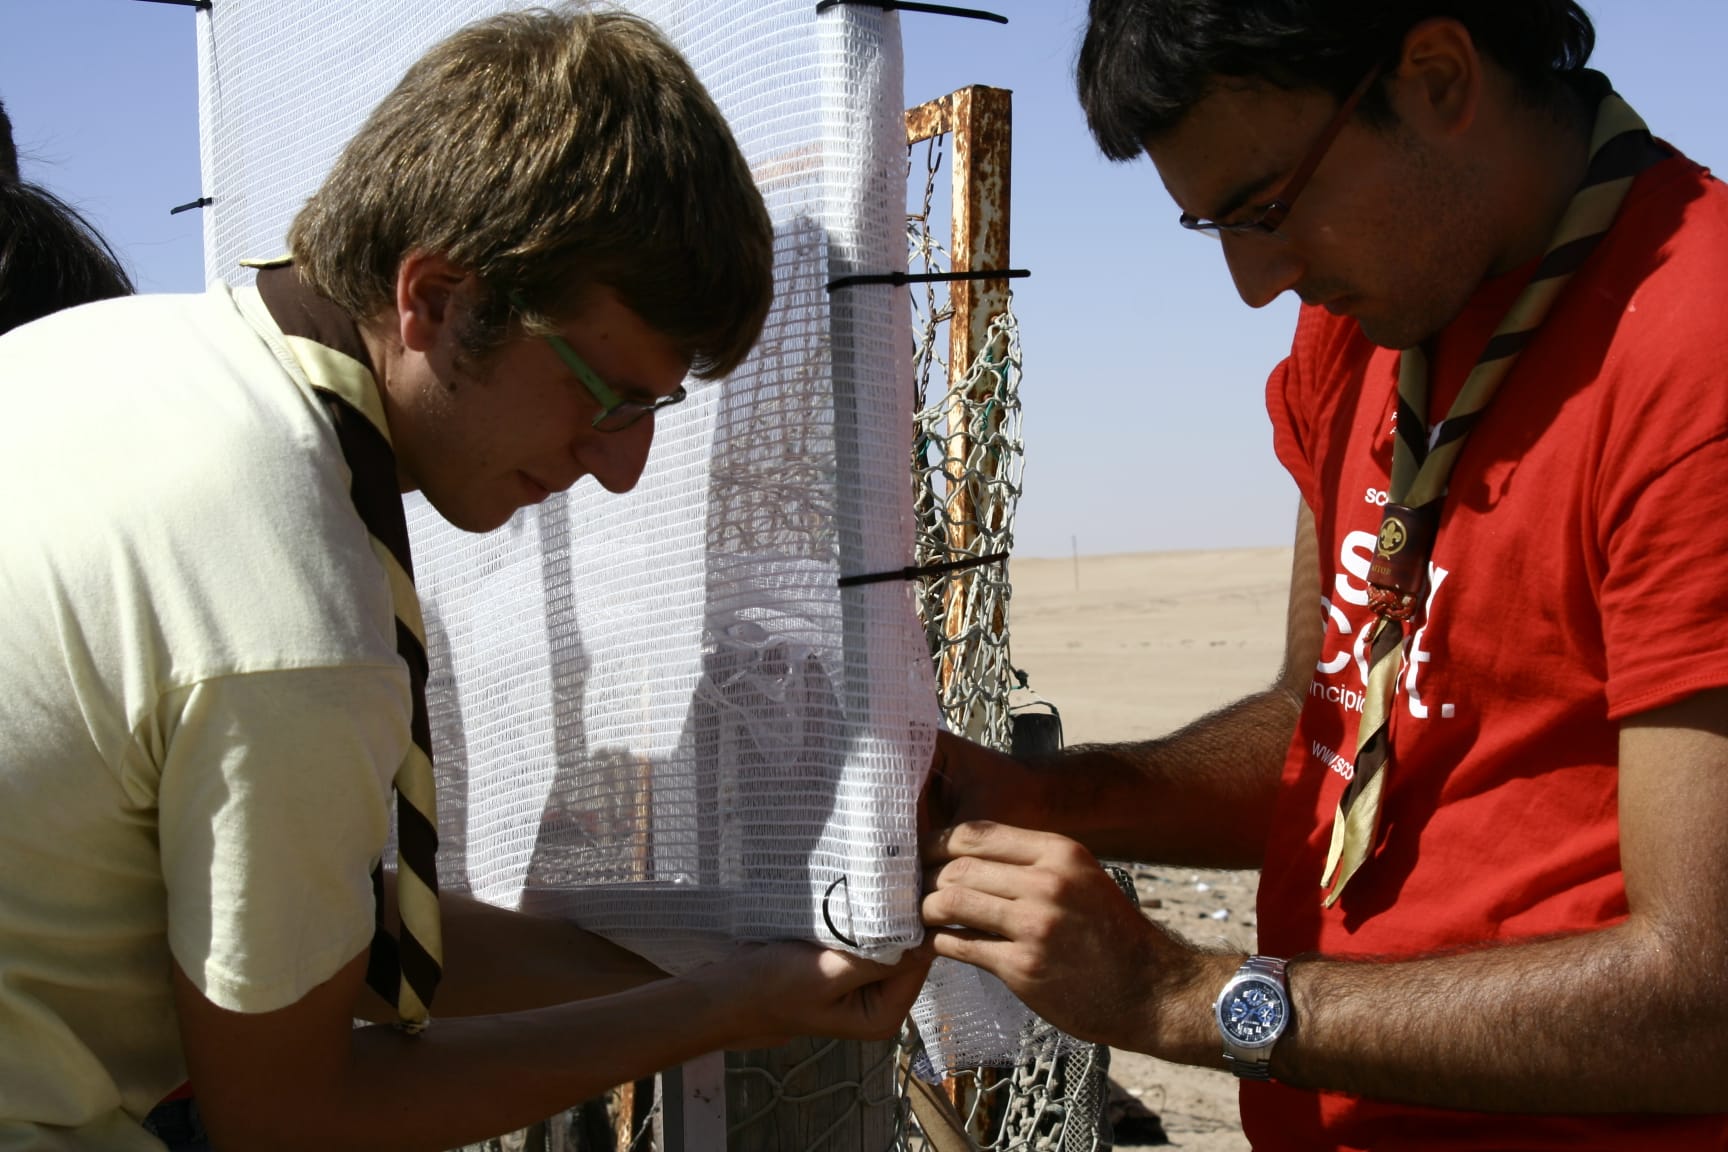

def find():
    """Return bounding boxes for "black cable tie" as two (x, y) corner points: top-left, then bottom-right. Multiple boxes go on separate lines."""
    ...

(169, 196), (213, 216)
(815, 0), (1007, 23)
(839, 550), (1009, 589)
(822, 874), (860, 948)
(826, 268), (1029, 293)
(132, 0), (212, 9)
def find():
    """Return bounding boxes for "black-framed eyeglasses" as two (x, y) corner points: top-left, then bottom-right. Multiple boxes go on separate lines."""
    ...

(506, 291), (687, 432)
(1178, 62), (1383, 239)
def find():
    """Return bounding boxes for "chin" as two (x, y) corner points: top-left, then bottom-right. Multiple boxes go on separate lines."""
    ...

(1353, 313), (1431, 352)
(465, 507), (521, 534)
(425, 495), (515, 535)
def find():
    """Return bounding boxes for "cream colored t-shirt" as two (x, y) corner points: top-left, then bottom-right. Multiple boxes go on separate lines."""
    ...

(0, 286), (411, 1145)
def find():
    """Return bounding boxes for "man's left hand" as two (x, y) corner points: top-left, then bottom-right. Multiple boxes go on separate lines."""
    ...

(922, 820), (1231, 1057)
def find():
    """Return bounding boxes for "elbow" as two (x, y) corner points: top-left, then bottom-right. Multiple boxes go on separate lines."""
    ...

(1611, 917), (1728, 1109)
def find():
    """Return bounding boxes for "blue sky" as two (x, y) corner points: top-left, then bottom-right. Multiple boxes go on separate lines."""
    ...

(3, 0), (1722, 556)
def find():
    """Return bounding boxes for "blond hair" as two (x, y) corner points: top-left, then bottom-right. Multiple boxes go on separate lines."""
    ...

(289, 6), (772, 378)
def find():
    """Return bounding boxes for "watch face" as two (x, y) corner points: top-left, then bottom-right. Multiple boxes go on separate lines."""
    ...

(1219, 977), (1286, 1046)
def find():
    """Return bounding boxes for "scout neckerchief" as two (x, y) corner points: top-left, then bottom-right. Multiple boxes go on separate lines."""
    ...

(253, 259), (443, 1029)
(1321, 75), (1665, 907)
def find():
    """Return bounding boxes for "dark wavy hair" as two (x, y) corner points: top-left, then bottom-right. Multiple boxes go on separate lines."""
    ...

(0, 181), (135, 336)
(1078, 0), (1597, 159)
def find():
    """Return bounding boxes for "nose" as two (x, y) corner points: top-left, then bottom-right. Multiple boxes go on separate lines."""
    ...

(1221, 234), (1305, 310)
(579, 412), (656, 494)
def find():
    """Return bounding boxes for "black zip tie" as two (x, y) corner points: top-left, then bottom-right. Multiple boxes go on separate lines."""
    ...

(815, 0), (1006, 23)
(132, 0), (212, 8)
(169, 196), (213, 216)
(839, 550), (1009, 589)
(822, 874), (859, 948)
(826, 268), (1029, 293)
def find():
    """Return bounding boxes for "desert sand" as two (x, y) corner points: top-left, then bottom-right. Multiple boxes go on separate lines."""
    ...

(1004, 547), (1295, 1151)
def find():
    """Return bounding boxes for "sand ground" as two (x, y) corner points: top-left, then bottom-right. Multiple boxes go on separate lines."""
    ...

(1004, 547), (1294, 1151)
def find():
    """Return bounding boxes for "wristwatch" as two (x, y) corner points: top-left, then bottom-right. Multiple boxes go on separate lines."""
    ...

(1214, 955), (1290, 1080)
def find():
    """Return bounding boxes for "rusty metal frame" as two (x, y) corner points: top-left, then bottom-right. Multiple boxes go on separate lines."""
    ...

(905, 85), (1014, 744)
(905, 85), (1012, 438)
(904, 85), (1016, 1147)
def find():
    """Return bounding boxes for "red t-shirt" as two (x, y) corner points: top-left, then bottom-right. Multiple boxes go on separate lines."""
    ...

(1251, 152), (1728, 1149)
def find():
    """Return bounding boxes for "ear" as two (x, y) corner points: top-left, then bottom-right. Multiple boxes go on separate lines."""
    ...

(394, 250), (475, 354)
(1391, 17), (1480, 140)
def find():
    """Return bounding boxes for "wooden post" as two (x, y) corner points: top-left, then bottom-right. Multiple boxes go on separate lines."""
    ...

(662, 1053), (727, 1152)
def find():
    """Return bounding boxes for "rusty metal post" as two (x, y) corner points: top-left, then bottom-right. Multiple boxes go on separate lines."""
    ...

(945, 86), (1013, 415)
(905, 85), (1013, 745)
(905, 85), (1015, 1144)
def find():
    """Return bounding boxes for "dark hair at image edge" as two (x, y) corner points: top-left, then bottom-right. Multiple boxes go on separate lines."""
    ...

(0, 98), (18, 182)
(1077, 0), (1597, 160)
(0, 181), (135, 336)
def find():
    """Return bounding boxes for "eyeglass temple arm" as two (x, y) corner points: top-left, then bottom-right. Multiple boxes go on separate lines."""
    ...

(1272, 61), (1385, 213)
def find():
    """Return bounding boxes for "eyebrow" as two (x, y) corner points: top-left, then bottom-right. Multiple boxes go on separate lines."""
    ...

(1206, 171), (1285, 224)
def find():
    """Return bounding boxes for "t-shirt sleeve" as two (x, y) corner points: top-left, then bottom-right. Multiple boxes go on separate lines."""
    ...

(153, 664), (410, 1013)
(1266, 306), (1328, 512)
(1599, 432), (1728, 719)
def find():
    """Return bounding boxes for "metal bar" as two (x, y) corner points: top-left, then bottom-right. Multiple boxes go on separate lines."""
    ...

(826, 268), (1027, 292)
(816, 0), (1008, 23)
(905, 94), (953, 146)
(903, 83), (1018, 1138)
(938, 86), (1012, 743)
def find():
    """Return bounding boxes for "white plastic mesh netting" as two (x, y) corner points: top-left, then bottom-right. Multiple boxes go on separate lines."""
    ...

(198, 0), (934, 972)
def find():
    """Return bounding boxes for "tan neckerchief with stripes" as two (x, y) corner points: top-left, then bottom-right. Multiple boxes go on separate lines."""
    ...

(253, 260), (443, 1028)
(1321, 75), (1666, 908)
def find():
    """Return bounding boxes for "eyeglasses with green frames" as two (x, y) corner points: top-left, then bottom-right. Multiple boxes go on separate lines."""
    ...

(508, 291), (687, 432)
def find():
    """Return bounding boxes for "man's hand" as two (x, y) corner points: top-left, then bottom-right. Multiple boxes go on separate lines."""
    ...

(695, 941), (934, 1049)
(921, 820), (1231, 1056)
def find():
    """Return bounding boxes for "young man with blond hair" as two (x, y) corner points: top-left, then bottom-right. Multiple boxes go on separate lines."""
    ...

(0, 9), (927, 1149)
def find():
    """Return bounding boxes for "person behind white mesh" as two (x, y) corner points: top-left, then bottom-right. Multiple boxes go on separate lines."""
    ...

(0, 8), (929, 1148)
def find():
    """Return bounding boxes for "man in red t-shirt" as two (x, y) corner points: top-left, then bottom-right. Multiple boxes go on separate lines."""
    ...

(920, 2), (1728, 1148)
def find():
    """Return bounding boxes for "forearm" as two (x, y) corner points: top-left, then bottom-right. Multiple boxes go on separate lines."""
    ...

(328, 978), (733, 1151)
(1148, 921), (1728, 1112)
(432, 888), (666, 1015)
(361, 877), (667, 1021)
(930, 504), (1317, 870)
(1017, 502), (1315, 868)
(184, 936), (928, 1151)
(1047, 684), (1297, 867)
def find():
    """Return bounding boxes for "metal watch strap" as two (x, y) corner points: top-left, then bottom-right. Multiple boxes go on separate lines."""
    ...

(1220, 955), (1288, 1081)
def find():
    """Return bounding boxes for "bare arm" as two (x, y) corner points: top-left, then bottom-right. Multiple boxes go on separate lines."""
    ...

(178, 938), (930, 1152)
(927, 501), (1320, 869)
(928, 687), (1728, 1111)
(353, 879), (669, 1022)
(1262, 686), (1728, 1110)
